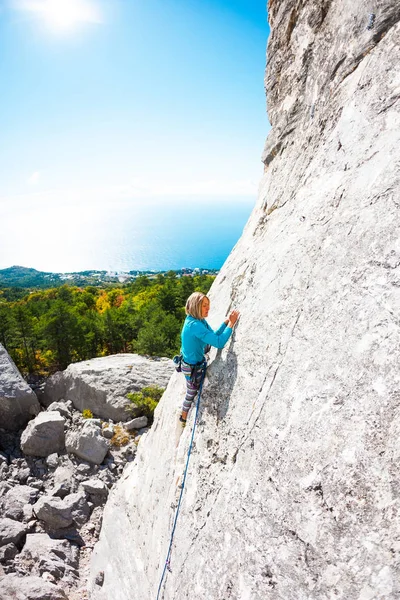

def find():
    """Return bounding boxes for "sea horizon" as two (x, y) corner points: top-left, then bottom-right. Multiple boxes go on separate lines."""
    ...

(1, 196), (255, 274)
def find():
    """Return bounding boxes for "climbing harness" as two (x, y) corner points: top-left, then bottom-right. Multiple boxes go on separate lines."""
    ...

(156, 362), (207, 600)
(172, 354), (183, 372)
(366, 13), (376, 30)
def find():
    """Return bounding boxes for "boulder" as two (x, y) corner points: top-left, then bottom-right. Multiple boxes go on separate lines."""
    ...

(0, 343), (40, 432)
(53, 463), (77, 496)
(33, 496), (73, 529)
(33, 490), (90, 530)
(15, 533), (79, 583)
(0, 484), (39, 521)
(46, 401), (72, 420)
(66, 420), (109, 465)
(124, 416), (148, 431)
(81, 479), (109, 497)
(41, 354), (171, 421)
(101, 423), (114, 439)
(0, 518), (27, 547)
(46, 453), (59, 469)
(20, 411), (65, 457)
(0, 543), (18, 564)
(0, 574), (68, 599)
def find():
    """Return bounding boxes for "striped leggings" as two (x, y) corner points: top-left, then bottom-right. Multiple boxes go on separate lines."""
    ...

(181, 360), (206, 414)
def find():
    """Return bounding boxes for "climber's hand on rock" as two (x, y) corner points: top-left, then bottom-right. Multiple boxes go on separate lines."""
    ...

(228, 310), (240, 327)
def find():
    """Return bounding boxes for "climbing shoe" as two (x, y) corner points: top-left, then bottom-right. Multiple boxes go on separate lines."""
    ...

(179, 416), (187, 428)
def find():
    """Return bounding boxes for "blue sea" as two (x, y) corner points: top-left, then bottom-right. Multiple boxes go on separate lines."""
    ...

(1, 197), (255, 273)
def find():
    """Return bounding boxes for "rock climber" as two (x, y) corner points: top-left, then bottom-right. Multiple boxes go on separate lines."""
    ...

(178, 291), (239, 427)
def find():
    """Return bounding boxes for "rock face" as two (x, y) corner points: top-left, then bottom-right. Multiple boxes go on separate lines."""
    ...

(89, 2), (400, 599)
(0, 344), (40, 432)
(41, 354), (172, 422)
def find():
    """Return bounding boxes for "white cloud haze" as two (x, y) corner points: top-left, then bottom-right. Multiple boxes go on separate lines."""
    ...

(28, 171), (41, 185)
(10, 0), (103, 31)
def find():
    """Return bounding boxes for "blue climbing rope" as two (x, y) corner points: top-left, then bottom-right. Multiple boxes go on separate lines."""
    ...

(156, 362), (207, 600)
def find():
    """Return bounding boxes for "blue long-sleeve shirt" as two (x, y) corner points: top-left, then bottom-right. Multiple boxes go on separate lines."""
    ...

(181, 315), (232, 365)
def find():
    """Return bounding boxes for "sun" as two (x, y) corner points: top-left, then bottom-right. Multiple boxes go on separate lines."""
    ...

(17, 0), (102, 33)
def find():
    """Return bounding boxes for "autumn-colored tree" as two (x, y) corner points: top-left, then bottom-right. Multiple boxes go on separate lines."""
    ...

(0, 272), (215, 376)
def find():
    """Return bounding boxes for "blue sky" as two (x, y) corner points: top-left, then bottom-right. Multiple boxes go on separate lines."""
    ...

(0, 0), (270, 271)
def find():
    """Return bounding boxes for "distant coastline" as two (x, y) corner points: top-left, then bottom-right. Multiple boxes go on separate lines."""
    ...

(0, 265), (220, 289)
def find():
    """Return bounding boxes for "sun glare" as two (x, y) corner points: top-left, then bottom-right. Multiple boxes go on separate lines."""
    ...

(15, 0), (102, 33)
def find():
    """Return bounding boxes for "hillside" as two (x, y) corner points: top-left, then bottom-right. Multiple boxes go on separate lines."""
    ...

(0, 266), (218, 290)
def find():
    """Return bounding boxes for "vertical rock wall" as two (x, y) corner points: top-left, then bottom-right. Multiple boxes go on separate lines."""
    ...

(90, 1), (400, 598)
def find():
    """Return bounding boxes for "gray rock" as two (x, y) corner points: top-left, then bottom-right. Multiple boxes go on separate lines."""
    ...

(0, 344), (40, 432)
(0, 574), (68, 599)
(46, 401), (71, 420)
(15, 533), (79, 583)
(0, 485), (39, 521)
(23, 504), (34, 521)
(94, 570), (104, 587)
(0, 518), (27, 547)
(102, 425), (114, 439)
(0, 543), (18, 564)
(88, 3), (400, 600)
(15, 467), (30, 484)
(0, 482), (11, 498)
(41, 354), (171, 421)
(0, 453), (7, 465)
(26, 478), (44, 491)
(46, 453), (59, 469)
(53, 463), (76, 495)
(39, 371), (66, 408)
(33, 490), (90, 529)
(66, 420), (109, 465)
(51, 484), (70, 500)
(124, 416), (148, 431)
(20, 411), (65, 457)
(81, 479), (109, 497)
(65, 490), (91, 527)
(96, 468), (116, 489)
(76, 462), (91, 474)
(33, 496), (74, 529)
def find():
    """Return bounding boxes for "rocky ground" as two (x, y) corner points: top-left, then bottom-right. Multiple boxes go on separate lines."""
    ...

(0, 400), (148, 599)
(0, 349), (173, 600)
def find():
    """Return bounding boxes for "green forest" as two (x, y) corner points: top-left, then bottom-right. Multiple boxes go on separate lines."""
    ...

(0, 272), (214, 377)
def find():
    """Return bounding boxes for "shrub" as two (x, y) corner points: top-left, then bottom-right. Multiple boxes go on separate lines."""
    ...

(110, 424), (132, 448)
(127, 385), (164, 422)
(82, 409), (93, 419)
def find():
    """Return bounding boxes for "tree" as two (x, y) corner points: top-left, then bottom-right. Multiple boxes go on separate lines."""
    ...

(0, 304), (15, 349)
(13, 303), (37, 373)
(157, 281), (177, 314)
(135, 322), (167, 356)
(41, 300), (80, 370)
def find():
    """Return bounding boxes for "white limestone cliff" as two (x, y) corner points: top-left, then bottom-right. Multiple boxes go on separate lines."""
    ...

(89, 1), (400, 598)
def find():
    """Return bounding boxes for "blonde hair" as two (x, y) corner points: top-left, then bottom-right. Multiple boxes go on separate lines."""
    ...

(185, 292), (209, 320)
